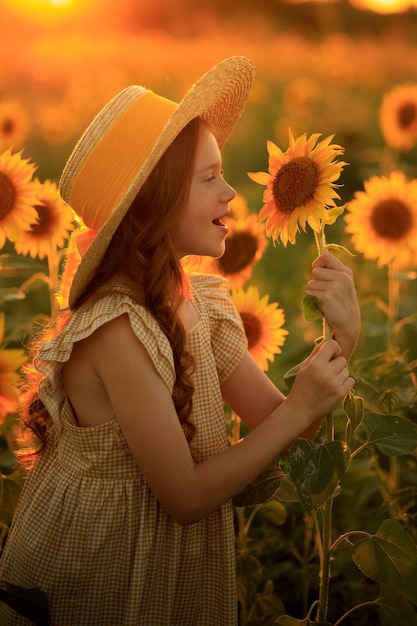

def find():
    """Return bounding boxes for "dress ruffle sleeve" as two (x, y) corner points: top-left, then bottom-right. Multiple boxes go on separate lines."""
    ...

(35, 293), (176, 435)
(190, 273), (248, 385)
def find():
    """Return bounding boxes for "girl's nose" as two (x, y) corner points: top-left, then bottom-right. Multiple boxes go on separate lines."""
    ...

(222, 180), (236, 203)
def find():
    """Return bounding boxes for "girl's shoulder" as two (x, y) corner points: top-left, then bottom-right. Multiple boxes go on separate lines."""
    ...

(38, 285), (173, 368)
(188, 271), (229, 294)
(188, 272), (238, 322)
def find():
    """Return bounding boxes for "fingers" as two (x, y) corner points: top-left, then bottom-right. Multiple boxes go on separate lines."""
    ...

(319, 340), (355, 396)
(309, 252), (353, 285)
(292, 339), (354, 418)
(316, 341), (355, 401)
(314, 338), (342, 361)
(311, 251), (346, 271)
(302, 339), (341, 369)
(343, 375), (355, 395)
(313, 340), (353, 383)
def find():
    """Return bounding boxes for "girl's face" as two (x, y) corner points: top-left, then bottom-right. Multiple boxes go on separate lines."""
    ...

(170, 126), (236, 260)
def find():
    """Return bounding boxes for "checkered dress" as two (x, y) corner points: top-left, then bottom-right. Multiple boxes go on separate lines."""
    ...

(0, 274), (247, 626)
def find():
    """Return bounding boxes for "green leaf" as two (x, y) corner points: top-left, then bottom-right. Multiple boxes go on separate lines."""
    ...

(236, 553), (262, 603)
(323, 204), (346, 225)
(283, 362), (301, 391)
(233, 463), (284, 507)
(287, 439), (350, 514)
(325, 242), (355, 257)
(0, 288), (26, 303)
(274, 616), (310, 625)
(0, 476), (22, 526)
(0, 448), (18, 473)
(356, 413), (417, 456)
(276, 477), (301, 503)
(302, 293), (323, 322)
(275, 617), (330, 625)
(260, 499), (287, 526)
(19, 272), (50, 294)
(0, 253), (45, 275)
(344, 392), (364, 443)
(378, 585), (417, 626)
(352, 519), (417, 605)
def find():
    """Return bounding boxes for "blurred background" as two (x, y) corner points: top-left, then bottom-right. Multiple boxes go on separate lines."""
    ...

(2, 0), (417, 180)
(1, 0), (417, 377)
(2, 6), (417, 621)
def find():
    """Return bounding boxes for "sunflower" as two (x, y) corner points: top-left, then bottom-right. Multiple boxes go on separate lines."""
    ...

(182, 194), (268, 289)
(14, 178), (75, 259)
(0, 313), (27, 417)
(379, 84), (417, 152)
(248, 129), (347, 245)
(344, 170), (417, 268)
(0, 148), (38, 249)
(215, 214), (268, 288)
(231, 286), (288, 372)
(0, 99), (31, 151)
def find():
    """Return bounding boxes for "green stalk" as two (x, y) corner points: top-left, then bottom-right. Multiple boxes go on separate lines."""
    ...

(387, 260), (400, 494)
(47, 247), (60, 320)
(314, 224), (334, 622)
(387, 258), (399, 354)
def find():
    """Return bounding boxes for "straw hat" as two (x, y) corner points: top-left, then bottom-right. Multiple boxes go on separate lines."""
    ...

(59, 56), (255, 308)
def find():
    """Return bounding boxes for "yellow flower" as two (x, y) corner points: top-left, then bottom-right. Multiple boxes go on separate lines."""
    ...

(231, 286), (288, 372)
(0, 148), (38, 249)
(344, 170), (417, 268)
(0, 99), (31, 152)
(379, 84), (417, 152)
(0, 313), (27, 418)
(14, 178), (75, 259)
(215, 213), (268, 289)
(182, 194), (268, 289)
(248, 129), (347, 245)
(228, 192), (250, 221)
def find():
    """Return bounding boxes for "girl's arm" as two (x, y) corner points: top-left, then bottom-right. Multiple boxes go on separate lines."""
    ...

(90, 315), (353, 525)
(222, 251), (360, 437)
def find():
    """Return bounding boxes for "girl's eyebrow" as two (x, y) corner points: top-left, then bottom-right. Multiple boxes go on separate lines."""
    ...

(195, 161), (222, 175)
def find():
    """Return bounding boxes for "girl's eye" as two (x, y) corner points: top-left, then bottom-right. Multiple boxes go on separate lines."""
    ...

(205, 175), (216, 184)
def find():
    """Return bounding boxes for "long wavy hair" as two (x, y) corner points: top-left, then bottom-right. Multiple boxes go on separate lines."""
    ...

(20, 116), (206, 463)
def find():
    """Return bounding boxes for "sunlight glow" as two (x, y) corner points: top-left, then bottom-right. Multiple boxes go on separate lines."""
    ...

(3, 0), (88, 24)
(350, 0), (417, 12)
(50, 0), (74, 6)
(8, 0), (75, 9)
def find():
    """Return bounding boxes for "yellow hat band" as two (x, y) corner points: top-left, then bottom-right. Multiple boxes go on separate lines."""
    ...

(69, 90), (177, 231)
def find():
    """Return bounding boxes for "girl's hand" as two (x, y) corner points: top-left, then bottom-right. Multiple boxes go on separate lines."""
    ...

(306, 252), (360, 360)
(287, 339), (354, 423)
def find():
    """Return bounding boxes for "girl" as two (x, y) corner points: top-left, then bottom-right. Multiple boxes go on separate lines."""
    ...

(0, 57), (359, 625)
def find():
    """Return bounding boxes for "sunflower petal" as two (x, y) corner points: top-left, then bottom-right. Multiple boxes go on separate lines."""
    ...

(249, 130), (347, 245)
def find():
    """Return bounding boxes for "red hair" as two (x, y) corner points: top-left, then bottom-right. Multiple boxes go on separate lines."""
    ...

(20, 117), (207, 462)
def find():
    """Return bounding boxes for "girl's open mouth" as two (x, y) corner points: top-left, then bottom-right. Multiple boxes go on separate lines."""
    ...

(212, 218), (228, 233)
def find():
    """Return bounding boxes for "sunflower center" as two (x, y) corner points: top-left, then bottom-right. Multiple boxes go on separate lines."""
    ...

(218, 232), (258, 274)
(30, 204), (51, 234)
(398, 103), (417, 129)
(370, 199), (413, 239)
(0, 172), (16, 220)
(272, 156), (319, 214)
(1, 118), (14, 137)
(240, 312), (262, 349)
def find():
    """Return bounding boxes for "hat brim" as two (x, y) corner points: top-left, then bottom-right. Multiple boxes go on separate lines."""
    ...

(61, 56), (255, 308)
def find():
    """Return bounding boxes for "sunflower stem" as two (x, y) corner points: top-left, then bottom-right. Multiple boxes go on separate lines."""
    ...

(387, 259), (400, 493)
(387, 258), (399, 354)
(314, 224), (334, 623)
(47, 248), (60, 320)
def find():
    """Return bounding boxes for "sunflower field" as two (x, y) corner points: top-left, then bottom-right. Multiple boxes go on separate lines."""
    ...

(1, 0), (417, 624)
